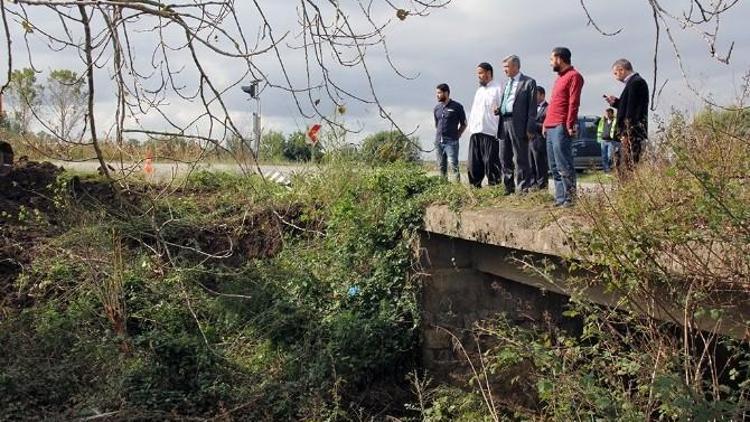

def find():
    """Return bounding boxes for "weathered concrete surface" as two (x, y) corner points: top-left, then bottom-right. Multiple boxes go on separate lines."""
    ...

(423, 205), (585, 257)
(420, 206), (750, 340)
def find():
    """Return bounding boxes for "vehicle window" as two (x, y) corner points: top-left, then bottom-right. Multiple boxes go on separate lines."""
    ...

(578, 118), (598, 140)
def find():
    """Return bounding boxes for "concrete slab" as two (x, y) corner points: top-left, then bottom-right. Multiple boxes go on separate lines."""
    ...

(423, 205), (586, 257)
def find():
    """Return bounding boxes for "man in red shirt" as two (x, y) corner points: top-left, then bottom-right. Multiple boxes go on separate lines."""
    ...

(543, 47), (584, 207)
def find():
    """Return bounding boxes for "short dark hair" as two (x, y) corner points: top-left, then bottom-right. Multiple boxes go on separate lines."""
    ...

(552, 47), (572, 64)
(536, 86), (546, 96)
(606, 108), (614, 114)
(477, 62), (493, 76)
(436, 83), (450, 93)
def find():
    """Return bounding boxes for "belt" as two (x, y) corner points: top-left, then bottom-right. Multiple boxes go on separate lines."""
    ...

(501, 113), (513, 118)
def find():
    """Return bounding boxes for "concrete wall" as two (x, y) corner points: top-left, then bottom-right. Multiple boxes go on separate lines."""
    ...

(419, 232), (579, 386)
(421, 205), (750, 340)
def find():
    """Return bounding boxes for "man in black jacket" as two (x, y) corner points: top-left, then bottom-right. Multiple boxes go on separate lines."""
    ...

(529, 86), (548, 190)
(605, 59), (649, 175)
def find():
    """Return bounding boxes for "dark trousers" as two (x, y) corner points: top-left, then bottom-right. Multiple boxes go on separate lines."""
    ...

(468, 133), (501, 187)
(529, 135), (548, 189)
(499, 117), (533, 193)
(614, 135), (643, 178)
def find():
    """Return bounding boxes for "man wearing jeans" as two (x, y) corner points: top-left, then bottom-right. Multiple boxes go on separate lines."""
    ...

(543, 47), (584, 207)
(434, 83), (467, 181)
(597, 108), (618, 172)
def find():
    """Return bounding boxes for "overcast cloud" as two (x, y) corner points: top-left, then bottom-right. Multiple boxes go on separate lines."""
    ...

(2, 1), (749, 159)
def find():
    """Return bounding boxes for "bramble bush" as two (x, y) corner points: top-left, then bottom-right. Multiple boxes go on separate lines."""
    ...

(0, 160), (444, 420)
(443, 107), (750, 420)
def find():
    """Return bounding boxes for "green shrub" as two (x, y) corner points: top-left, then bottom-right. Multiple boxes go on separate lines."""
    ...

(360, 130), (421, 164)
(284, 130), (323, 162)
(260, 130), (286, 161)
(0, 160), (439, 419)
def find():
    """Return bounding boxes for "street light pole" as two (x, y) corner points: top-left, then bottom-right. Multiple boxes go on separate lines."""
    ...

(241, 81), (262, 159)
(253, 95), (261, 157)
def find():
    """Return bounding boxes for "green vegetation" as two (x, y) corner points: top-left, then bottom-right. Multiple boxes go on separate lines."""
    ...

(433, 107), (750, 419)
(0, 160), (452, 419)
(360, 130), (421, 164)
(1, 107), (747, 420)
(576, 169), (615, 184)
(1, 71), (427, 166)
(693, 105), (750, 137)
(5, 68), (43, 134)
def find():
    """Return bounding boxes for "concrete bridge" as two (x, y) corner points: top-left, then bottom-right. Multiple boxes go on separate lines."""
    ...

(419, 205), (750, 378)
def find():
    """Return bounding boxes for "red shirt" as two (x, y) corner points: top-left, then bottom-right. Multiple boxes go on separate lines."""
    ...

(543, 66), (584, 130)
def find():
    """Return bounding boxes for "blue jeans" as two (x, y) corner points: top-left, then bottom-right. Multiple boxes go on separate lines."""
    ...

(600, 140), (619, 172)
(546, 125), (576, 205)
(436, 138), (460, 181)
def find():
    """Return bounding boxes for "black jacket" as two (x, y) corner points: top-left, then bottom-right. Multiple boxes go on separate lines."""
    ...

(613, 73), (649, 140)
(534, 101), (548, 140)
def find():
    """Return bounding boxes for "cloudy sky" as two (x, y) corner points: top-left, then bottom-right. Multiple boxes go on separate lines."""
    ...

(2, 1), (749, 159)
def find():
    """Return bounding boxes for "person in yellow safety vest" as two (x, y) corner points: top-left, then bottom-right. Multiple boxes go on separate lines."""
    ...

(597, 108), (618, 172)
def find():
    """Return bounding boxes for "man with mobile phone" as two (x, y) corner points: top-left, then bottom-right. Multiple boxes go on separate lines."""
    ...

(604, 58), (649, 177)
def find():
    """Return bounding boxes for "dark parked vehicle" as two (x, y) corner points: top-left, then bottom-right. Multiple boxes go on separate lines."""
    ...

(572, 115), (603, 170)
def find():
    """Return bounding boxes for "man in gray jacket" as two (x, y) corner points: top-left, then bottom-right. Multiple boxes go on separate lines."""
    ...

(496, 55), (537, 194)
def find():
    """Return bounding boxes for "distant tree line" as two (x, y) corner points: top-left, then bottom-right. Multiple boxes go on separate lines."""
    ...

(2, 67), (87, 140)
(254, 129), (421, 164)
(0, 68), (422, 165)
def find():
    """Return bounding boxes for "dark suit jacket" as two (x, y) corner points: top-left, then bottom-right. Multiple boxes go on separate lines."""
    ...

(497, 74), (537, 139)
(534, 101), (548, 140)
(613, 73), (649, 140)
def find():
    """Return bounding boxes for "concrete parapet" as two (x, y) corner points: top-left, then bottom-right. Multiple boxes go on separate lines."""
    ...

(423, 205), (584, 257)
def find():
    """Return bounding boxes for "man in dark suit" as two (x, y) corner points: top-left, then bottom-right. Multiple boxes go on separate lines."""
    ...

(605, 59), (649, 175)
(529, 86), (548, 190)
(496, 55), (537, 194)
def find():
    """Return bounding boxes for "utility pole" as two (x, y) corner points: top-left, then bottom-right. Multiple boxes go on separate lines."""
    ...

(241, 81), (262, 159)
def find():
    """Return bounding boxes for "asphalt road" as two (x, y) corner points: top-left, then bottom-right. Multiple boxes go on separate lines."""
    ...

(51, 160), (610, 194)
(52, 160), (308, 182)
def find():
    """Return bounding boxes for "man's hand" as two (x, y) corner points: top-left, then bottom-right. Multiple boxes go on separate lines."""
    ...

(568, 125), (578, 138)
(542, 127), (547, 137)
(621, 134), (631, 150)
(604, 95), (617, 106)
